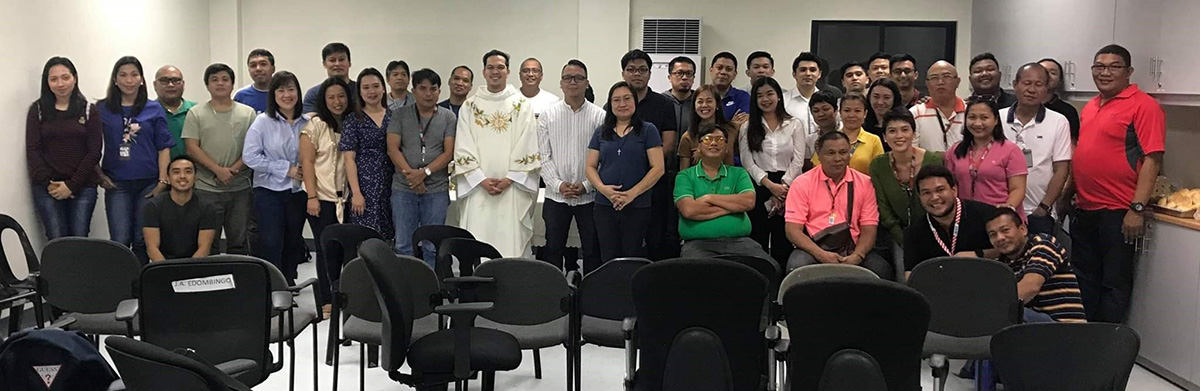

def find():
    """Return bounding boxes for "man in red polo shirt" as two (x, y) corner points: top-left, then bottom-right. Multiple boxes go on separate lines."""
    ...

(1072, 44), (1165, 323)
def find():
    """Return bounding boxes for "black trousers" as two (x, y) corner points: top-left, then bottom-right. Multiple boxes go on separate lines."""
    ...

(542, 199), (601, 273)
(305, 200), (340, 307)
(1027, 213), (1055, 236)
(1071, 208), (1136, 323)
(645, 177), (680, 260)
(594, 204), (651, 264)
(748, 171), (792, 269)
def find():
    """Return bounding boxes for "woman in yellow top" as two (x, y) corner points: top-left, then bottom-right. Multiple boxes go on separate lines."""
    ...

(811, 91), (884, 174)
(298, 77), (354, 318)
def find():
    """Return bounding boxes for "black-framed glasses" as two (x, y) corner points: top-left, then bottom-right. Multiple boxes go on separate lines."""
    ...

(157, 77), (183, 85)
(671, 70), (695, 78)
(561, 75), (587, 83)
(1091, 64), (1128, 73)
(624, 67), (650, 75)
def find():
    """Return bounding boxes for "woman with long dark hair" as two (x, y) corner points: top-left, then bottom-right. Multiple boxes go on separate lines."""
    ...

(585, 82), (664, 264)
(98, 56), (173, 263)
(243, 71), (308, 283)
(26, 57), (102, 240)
(300, 77), (355, 317)
(340, 68), (395, 240)
(738, 77), (806, 266)
(864, 77), (903, 149)
(678, 84), (734, 170)
(944, 96), (1027, 216)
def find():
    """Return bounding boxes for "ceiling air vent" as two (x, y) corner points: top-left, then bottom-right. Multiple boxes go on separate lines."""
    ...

(642, 18), (701, 55)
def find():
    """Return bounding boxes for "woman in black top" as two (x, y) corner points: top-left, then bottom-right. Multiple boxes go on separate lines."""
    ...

(864, 78), (903, 151)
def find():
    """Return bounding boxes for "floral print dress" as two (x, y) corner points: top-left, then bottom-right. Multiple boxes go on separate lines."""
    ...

(339, 110), (395, 239)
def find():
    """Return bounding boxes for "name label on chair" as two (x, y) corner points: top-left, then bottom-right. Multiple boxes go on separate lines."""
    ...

(172, 274), (237, 293)
(34, 365), (60, 387)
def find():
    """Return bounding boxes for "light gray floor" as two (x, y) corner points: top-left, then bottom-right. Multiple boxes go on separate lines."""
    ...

(104, 259), (1187, 391)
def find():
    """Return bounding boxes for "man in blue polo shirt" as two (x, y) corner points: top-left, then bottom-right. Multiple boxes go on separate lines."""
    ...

(710, 51), (751, 128)
(674, 123), (769, 259)
(234, 49), (275, 113)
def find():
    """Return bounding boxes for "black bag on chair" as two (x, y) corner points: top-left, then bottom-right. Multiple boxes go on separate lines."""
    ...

(0, 328), (118, 391)
(810, 182), (855, 256)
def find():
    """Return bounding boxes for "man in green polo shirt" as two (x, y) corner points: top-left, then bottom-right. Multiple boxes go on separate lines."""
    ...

(674, 124), (771, 259)
(153, 65), (197, 158)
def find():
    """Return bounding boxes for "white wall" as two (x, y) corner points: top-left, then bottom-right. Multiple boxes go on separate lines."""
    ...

(1, 0), (211, 266)
(629, 0), (974, 96)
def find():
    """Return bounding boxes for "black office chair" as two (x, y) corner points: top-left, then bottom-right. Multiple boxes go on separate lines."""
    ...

(39, 238), (141, 340)
(320, 224), (382, 365)
(134, 257), (275, 388)
(817, 349), (887, 391)
(991, 323), (1140, 391)
(412, 225), (474, 266)
(472, 257), (572, 383)
(106, 336), (252, 391)
(359, 238), (521, 391)
(782, 277), (930, 391)
(625, 258), (773, 391)
(436, 237), (501, 280)
(907, 256), (1021, 391)
(567, 257), (651, 391)
(661, 327), (734, 391)
(0, 214), (43, 335)
(714, 254), (781, 297)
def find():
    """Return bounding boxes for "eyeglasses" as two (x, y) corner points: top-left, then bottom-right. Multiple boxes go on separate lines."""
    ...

(520, 68), (542, 75)
(157, 77), (184, 85)
(1091, 64), (1128, 74)
(671, 70), (695, 78)
(927, 74), (957, 83)
(892, 69), (915, 75)
(561, 75), (587, 83)
(624, 67), (650, 75)
(700, 134), (727, 145)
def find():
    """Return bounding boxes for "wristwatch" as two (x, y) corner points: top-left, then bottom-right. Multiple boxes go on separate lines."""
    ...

(1037, 202), (1053, 213)
(423, 167), (432, 176)
(1131, 202), (1146, 213)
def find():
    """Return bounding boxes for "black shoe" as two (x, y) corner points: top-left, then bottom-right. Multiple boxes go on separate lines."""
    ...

(956, 360), (976, 379)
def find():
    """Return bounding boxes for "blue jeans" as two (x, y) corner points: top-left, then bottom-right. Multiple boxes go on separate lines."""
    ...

(106, 179), (157, 264)
(391, 189), (450, 269)
(255, 188), (307, 284)
(32, 186), (98, 240)
(1023, 307), (1057, 323)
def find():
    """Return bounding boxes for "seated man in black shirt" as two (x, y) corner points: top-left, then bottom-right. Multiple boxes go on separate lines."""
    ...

(143, 156), (220, 262)
(904, 165), (998, 271)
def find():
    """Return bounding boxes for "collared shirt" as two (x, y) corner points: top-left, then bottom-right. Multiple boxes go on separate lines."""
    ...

(975, 89), (1018, 108)
(903, 89), (925, 109)
(1074, 84), (1166, 211)
(944, 140), (1028, 214)
(903, 199), (995, 270)
(811, 128), (885, 176)
(99, 101), (174, 181)
(524, 89), (561, 120)
(1000, 104), (1073, 217)
(386, 91), (416, 112)
(781, 87), (819, 138)
(388, 104), (456, 193)
(784, 166), (879, 242)
(234, 84), (269, 113)
(243, 112), (308, 192)
(674, 163), (755, 240)
(720, 86), (751, 120)
(438, 99), (462, 117)
(997, 234), (1086, 323)
(538, 100), (605, 205)
(738, 117), (807, 185)
(910, 97), (966, 152)
(299, 117), (345, 202)
(160, 99), (196, 158)
(181, 101), (257, 193)
(302, 81), (358, 114)
(663, 90), (695, 172)
(1044, 94), (1080, 141)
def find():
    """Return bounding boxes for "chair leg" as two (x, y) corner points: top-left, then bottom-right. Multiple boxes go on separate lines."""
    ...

(367, 344), (379, 368)
(976, 360), (997, 391)
(33, 294), (45, 329)
(930, 354), (948, 391)
(7, 303), (20, 334)
(360, 343), (366, 391)
(482, 371), (496, 391)
(454, 380), (464, 391)
(565, 345), (573, 391)
(575, 342), (582, 391)
(533, 348), (542, 379)
(289, 311), (296, 391)
(312, 321), (319, 390)
(326, 304), (341, 365)
(332, 333), (340, 391)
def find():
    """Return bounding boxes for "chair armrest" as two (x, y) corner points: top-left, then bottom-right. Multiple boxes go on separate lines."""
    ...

(565, 270), (581, 290)
(215, 358), (259, 377)
(108, 379), (126, 391)
(624, 316), (638, 389)
(443, 276), (496, 286)
(434, 302), (495, 315)
(49, 316), (76, 329)
(271, 291), (293, 312)
(439, 301), (497, 380)
(766, 325), (780, 391)
(622, 316), (636, 338)
(115, 299), (139, 321)
(288, 277), (317, 292)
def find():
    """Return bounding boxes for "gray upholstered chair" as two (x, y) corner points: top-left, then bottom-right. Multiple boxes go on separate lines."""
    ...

(472, 257), (572, 383)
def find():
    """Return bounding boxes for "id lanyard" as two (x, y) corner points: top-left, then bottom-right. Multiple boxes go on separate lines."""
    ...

(825, 179), (844, 225)
(415, 105), (430, 165)
(967, 141), (993, 196)
(927, 197), (963, 256)
(890, 151), (918, 222)
(934, 109), (953, 149)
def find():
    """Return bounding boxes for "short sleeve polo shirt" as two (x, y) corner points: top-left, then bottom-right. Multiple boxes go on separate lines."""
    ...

(674, 164), (755, 240)
(1073, 84), (1166, 211)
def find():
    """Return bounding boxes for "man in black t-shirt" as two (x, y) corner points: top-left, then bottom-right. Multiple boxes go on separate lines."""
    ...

(904, 165), (998, 271)
(143, 156), (220, 262)
(621, 49), (681, 260)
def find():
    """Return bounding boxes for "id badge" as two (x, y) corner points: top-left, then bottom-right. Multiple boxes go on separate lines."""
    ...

(118, 143), (132, 161)
(1022, 148), (1033, 168)
(828, 212), (837, 225)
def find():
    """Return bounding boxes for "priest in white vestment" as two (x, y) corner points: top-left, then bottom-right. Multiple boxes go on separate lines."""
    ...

(453, 50), (541, 257)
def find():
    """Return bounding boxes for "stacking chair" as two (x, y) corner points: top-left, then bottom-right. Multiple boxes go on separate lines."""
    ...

(782, 277), (930, 391)
(625, 258), (774, 391)
(106, 336), (252, 391)
(360, 238), (522, 391)
(134, 257), (275, 388)
(0, 214), (43, 334)
(436, 238), (501, 280)
(412, 224), (474, 268)
(39, 238), (141, 340)
(319, 224), (381, 365)
(907, 256), (1021, 391)
(661, 327), (734, 391)
(472, 258), (572, 384)
(567, 257), (651, 391)
(817, 349), (886, 391)
(991, 323), (1140, 391)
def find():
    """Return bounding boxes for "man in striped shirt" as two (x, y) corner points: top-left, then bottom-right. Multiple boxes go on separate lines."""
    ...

(986, 207), (1086, 323)
(538, 59), (604, 273)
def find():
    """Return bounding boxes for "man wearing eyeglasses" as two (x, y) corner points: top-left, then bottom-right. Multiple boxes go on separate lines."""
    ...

(664, 56), (697, 162)
(910, 60), (966, 152)
(153, 65), (196, 158)
(890, 53), (924, 108)
(998, 63), (1073, 236)
(1071, 44), (1165, 324)
(674, 124), (768, 260)
(622, 49), (681, 260)
(519, 58), (561, 119)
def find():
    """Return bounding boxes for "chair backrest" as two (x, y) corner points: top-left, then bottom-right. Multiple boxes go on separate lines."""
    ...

(632, 258), (767, 391)
(0, 214), (39, 287)
(105, 336), (251, 391)
(778, 264), (879, 303)
(412, 224), (474, 262)
(319, 224), (382, 281)
(343, 246), (440, 323)
(435, 237), (501, 281)
(818, 349), (887, 391)
(662, 327), (733, 391)
(359, 238), (417, 372)
(991, 323), (1140, 391)
(579, 257), (651, 321)
(783, 277), (930, 391)
(474, 258), (570, 325)
(39, 238), (141, 313)
(714, 254), (781, 299)
(906, 256), (1021, 337)
(137, 257), (273, 387)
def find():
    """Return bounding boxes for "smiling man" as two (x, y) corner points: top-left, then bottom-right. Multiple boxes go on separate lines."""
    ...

(438, 65), (473, 117)
(234, 49), (275, 113)
(674, 123), (768, 259)
(302, 42), (356, 114)
(143, 155), (220, 262)
(153, 65), (195, 158)
(985, 207), (1086, 323)
(969, 52), (1017, 107)
(519, 57), (561, 119)
(910, 60), (965, 152)
(998, 63), (1073, 236)
(710, 51), (750, 127)
(903, 165), (996, 270)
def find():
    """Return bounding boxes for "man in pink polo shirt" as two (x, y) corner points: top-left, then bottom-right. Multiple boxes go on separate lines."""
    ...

(784, 131), (892, 279)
